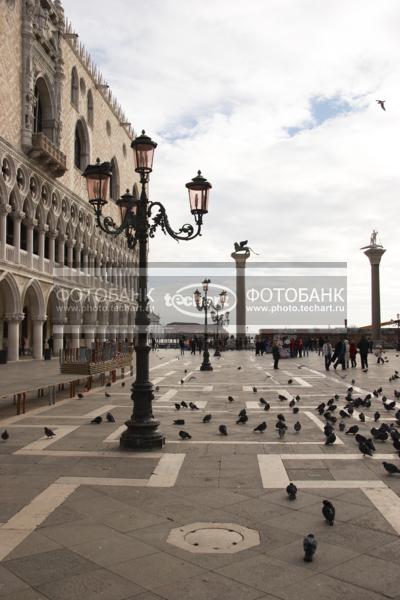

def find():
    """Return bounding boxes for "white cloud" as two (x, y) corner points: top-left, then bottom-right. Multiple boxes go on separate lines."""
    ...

(63, 0), (400, 325)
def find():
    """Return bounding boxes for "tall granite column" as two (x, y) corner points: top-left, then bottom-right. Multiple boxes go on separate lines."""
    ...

(362, 238), (386, 343)
(231, 249), (250, 348)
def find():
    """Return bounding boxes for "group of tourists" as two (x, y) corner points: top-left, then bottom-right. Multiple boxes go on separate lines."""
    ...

(321, 335), (383, 371)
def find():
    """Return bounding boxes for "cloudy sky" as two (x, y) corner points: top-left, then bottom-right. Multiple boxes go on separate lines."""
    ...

(63, 0), (400, 327)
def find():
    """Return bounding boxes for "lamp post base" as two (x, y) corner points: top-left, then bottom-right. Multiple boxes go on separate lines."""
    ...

(120, 419), (165, 450)
(214, 349), (221, 357)
(200, 364), (213, 371)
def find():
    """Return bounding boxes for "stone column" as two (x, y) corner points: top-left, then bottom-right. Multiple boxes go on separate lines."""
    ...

(48, 230), (57, 275)
(0, 204), (11, 261)
(5, 313), (24, 361)
(13, 211), (25, 265)
(69, 324), (81, 349)
(26, 218), (35, 268)
(66, 240), (74, 270)
(83, 325), (96, 348)
(363, 244), (386, 343)
(57, 235), (65, 268)
(38, 225), (47, 272)
(32, 317), (46, 359)
(231, 250), (250, 347)
(52, 321), (65, 355)
(96, 324), (106, 342)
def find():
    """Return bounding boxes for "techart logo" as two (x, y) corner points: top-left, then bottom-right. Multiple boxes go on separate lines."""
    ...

(164, 283), (237, 319)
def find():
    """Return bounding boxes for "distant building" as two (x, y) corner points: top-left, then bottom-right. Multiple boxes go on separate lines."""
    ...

(164, 322), (228, 338)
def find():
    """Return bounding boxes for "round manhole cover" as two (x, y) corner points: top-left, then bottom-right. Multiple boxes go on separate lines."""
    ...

(185, 527), (244, 551)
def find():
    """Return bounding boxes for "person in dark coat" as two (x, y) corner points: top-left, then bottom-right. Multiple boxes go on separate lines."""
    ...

(332, 339), (345, 370)
(357, 336), (369, 370)
(272, 341), (280, 370)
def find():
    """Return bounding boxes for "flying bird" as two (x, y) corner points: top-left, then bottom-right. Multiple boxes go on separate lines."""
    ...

(44, 427), (56, 437)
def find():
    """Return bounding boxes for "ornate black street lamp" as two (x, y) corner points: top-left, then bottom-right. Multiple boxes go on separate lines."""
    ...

(194, 281), (227, 369)
(211, 293), (229, 357)
(83, 131), (212, 450)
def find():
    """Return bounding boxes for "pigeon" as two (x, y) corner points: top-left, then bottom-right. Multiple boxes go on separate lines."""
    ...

(237, 366), (242, 370)
(279, 394), (287, 402)
(259, 398), (267, 405)
(346, 425), (359, 435)
(303, 534), (317, 562)
(184, 369), (188, 373)
(105, 392), (111, 398)
(339, 422), (346, 432)
(236, 415), (248, 425)
(351, 379), (356, 385)
(189, 402), (199, 410)
(264, 402), (271, 411)
(238, 408), (247, 418)
(253, 421), (267, 432)
(179, 430), (191, 440)
(286, 482), (297, 500)
(293, 407), (300, 415)
(203, 414), (212, 423)
(174, 403), (181, 410)
(359, 413), (366, 423)
(180, 379), (184, 385)
(322, 500), (335, 525)
(278, 427), (286, 439)
(105, 382), (111, 387)
(334, 394), (340, 400)
(325, 432), (336, 445)
(173, 419), (185, 425)
(77, 393), (84, 399)
(288, 379), (293, 384)
(228, 396), (235, 403)
(219, 424), (228, 436)
(383, 461), (400, 475)
(1, 430), (9, 441)
(252, 386), (257, 393)
(289, 399), (296, 408)
(295, 395), (301, 401)
(106, 412), (115, 423)
(181, 401), (188, 408)
(392, 438), (400, 452)
(44, 427), (56, 437)
(294, 421), (302, 433)
(277, 414), (286, 422)
(91, 416), (102, 424)
(121, 381), (126, 387)
(358, 439), (374, 456)
(374, 412), (380, 422)
(384, 401), (396, 411)
(155, 386), (160, 392)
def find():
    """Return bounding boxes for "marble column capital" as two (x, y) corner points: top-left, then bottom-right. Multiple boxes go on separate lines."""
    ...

(4, 312), (25, 323)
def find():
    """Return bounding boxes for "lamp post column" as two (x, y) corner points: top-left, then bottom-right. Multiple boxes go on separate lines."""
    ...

(120, 175), (164, 450)
(200, 292), (212, 371)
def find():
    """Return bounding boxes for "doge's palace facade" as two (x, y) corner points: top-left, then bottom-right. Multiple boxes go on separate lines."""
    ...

(0, 0), (139, 361)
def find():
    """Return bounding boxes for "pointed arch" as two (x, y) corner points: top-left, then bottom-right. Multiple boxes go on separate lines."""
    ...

(21, 279), (46, 318)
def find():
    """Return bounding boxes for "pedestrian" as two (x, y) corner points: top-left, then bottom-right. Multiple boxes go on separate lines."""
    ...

(197, 337), (203, 354)
(368, 337), (373, 353)
(297, 337), (303, 358)
(47, 336), (54, 355)
(272, 341), (280, 370)
(344, 339), (350, 369)
(332, 338), (346, 370)
(151, 335), (156, 351)
(357, 335), (369, 370)
(349, 341), (357, 367)
(179, 336), (185, 355)
(375, 343), (384, 364)
(318, 337), (324, 356)
(322, 339), (332, 371)
(190, 337), (196, 355)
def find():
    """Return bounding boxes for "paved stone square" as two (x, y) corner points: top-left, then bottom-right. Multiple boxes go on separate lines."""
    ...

(1, 349), (400, 599)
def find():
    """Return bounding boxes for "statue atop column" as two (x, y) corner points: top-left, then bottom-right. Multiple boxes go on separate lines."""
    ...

(232, 240), (259, 258)
(361, 229), (382, 250)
